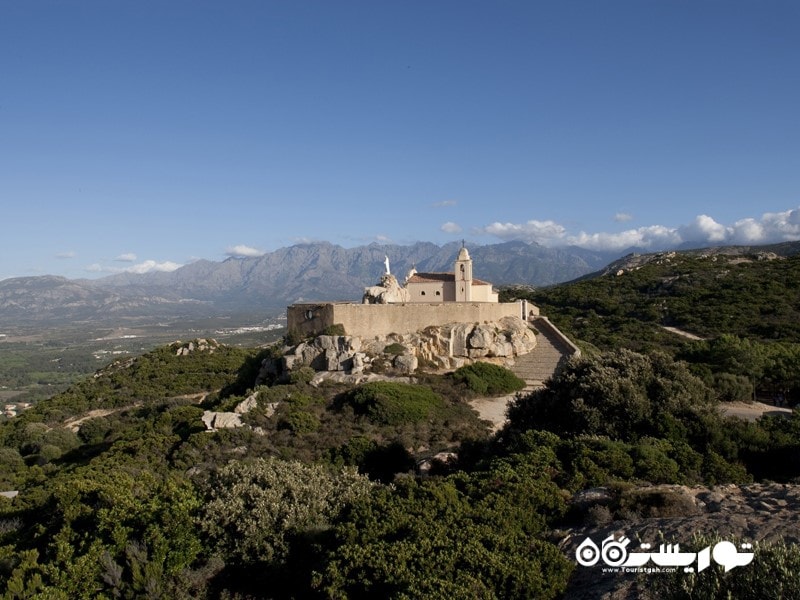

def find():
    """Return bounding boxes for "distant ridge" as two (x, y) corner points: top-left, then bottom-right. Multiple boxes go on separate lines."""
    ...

(583, 240), (800, 281)
(93, 240), (616, 306)
(7, 239), (795, 326)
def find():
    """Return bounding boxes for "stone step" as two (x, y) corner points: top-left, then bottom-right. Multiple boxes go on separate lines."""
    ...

(510, 321), (575, 387)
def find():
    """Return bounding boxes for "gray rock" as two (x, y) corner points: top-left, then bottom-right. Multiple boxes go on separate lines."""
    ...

(202, 411), (244, 431)
(451, 323), (473, 356)
(572, 487), (614, 507)
(235, 393), (259, 415)
(393, 354), (418, 374)
(351, 353), (365, 374)
(468, 324), (495, 349)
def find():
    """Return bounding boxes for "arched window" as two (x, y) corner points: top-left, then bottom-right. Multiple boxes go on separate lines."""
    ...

(421, 291), (426, 296)
(435, 291), (441, 296)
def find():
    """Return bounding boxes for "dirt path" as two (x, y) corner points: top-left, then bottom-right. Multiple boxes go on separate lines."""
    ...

(62, 392), (210, 432)
(64, 407), (130, 432)
(469, 394), (517, 432)
(661, 325), (706, 340)
(469, 397), (792, 434)
(721, 400), (792, 421)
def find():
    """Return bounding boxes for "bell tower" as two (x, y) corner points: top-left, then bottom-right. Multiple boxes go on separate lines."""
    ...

(454, 242), (473, 302)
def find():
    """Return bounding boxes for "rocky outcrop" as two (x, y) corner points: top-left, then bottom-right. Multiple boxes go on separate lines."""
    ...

(202, 390), (266, 432)
(174, 338), (219, 355)
(362, 274), (411, 304)
(263, 316), (537, 380)
(201, 411), (243, 431)
(560, 483), (800, 599)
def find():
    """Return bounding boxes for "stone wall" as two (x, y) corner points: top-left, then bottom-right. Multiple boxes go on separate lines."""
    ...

(288, 301), (535, 338)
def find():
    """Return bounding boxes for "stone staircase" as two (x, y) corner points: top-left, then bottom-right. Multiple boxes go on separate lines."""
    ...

(511, 318), (578, 390)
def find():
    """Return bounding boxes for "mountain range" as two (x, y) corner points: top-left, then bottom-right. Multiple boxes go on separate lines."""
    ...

(8, 238), (800, 327)
(0, 241), (618, 325)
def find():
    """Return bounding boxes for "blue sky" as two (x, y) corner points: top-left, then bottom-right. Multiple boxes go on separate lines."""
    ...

(1, 1), (799, 280)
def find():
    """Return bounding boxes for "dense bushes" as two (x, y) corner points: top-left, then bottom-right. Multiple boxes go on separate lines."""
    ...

(651, 534), (800, 600)
(314, 472), (572, 599)
(199, 457), (372, 565)
(506, 349), (716, 442)
(344, 381), (445, 425)
(4, 332), (800, 598)
(501, 350), (775, 484)
(452, 361), (526, 395)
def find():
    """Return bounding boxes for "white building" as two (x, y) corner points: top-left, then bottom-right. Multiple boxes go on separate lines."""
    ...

(404, 246), (499, 303)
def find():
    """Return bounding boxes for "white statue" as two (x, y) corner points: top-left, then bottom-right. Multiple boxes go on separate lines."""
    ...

(384, 255), (390, 275)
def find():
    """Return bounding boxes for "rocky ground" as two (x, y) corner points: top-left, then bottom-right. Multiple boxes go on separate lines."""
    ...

(465, 395), (797, 598)
(558, 483), (800, 599)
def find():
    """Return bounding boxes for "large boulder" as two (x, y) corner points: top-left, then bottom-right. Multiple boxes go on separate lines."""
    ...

(393, 354), (419, 374)
(468, 324), (495, 349)
(362, 274), (411, 304)
(273, 317), (537, 377)
(451, 323), (473, 357)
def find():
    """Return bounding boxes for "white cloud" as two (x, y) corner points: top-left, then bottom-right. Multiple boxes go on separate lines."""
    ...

(433, 200), (458, 208)
(478, 206), (800, 252)
(614, 213), (633, 222)
(56, 251), (76, 259)
(115, 252), (137, 262)
(125, 260), (183, 274)
(567, 225), (682, 251)
(480, 219), (568, 244)
(441, 221), (463, 234)
(678, 214), (729, 243)
(225, 245), (265, 258)
(85, 259), (183, 275)
(753, 208), (800, 241)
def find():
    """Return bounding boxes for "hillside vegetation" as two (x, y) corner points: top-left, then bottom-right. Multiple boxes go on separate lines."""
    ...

(504, 248), (800, 403)
(2, 245), (800, 597)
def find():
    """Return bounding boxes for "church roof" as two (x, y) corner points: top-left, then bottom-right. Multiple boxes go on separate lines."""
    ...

(407, 272), (492, 286)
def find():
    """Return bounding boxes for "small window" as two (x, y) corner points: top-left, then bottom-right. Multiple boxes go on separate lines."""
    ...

(421, 291), (426, 296)
(305, 310), (314, 320)
(435, 291), (441, 296)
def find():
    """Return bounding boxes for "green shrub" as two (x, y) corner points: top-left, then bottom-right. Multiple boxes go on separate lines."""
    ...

(650, 534), (800, 599)
(315, 477), (572, 599)
(452, 362), (526, 395)
(506, 350), (717, 443)
(631, 438), (681, 483)
(200, 457), (372, 565)
(283, 328), (305, 346)
(322, 324), (346, 336)
(383, 343), (406, 356)
(712, 372), (754, 402)
(279, 411), (320, 435)
(77, 417), (111, 445)
(616, 487), (700, 519)
(344, 382), (444, 425)
(288, 367), (316, 385)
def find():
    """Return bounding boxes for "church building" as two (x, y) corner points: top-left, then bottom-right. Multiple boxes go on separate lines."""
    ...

(404, 246), (499, 303)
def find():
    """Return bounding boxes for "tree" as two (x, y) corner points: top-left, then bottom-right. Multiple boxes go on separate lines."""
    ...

(505, 349), (718, 443)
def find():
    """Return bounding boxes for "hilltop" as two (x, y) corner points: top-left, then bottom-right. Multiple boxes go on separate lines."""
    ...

(507, 240), (800, 349)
